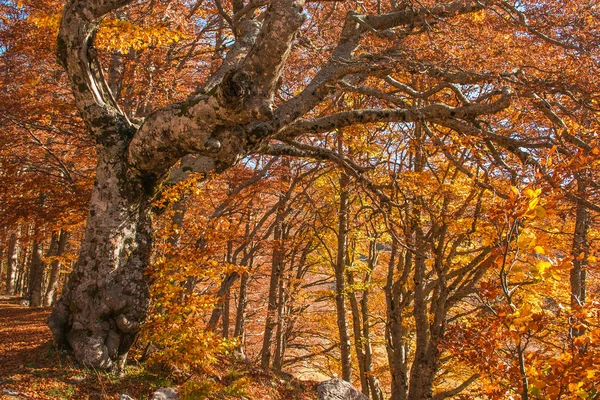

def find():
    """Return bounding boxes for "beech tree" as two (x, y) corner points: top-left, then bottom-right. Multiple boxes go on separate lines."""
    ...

(45, 0), (600, 379)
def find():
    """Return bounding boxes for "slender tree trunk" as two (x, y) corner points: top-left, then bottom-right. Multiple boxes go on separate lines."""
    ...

(362, 293), (383, 400)
(48, 144), (155, 370)
(407, 249), (436, 400)
(260, 215), (285, 368)
(234, 270), (249, 356)
(517, 341), (529, 400)
(407, 125), (444, 400)
(5, 231), (19, 294)
(408, 124), (435, 400)
(362, 241), (384, 400)
(273, 274), (287, 372)
(261, 161), (290, 369)
(44, 230), (69, 307)
(570, 177), (588, 325)
(385, 244), (410, 400)
(0, 233), (5, 292)
(347, 271), (368, 396)
(15, 247), (26, 297)
(28, 235), (45, 308)
(222, 285), (231, 339)
(20, 242), (33, 297)
(334, 162), (353, 382)
(207, 272), (240, 330)
(234, 271), (249, 338)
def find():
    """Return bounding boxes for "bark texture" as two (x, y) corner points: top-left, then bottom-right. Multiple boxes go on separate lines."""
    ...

(48, 144), (154, 370)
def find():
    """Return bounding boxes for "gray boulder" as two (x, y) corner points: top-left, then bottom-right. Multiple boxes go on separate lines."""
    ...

(150, 388), (179, 400)
(317, 379), (368, 400)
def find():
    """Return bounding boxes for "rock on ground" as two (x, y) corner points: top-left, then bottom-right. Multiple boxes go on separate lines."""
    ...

(150, 387), (179, 400)
(317, 378), (368, 400)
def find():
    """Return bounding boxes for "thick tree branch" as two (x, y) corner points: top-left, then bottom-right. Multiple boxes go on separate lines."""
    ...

(280, 87), (513, 136)
(57, 0), (134, 139)
(364, 0), (489, 31)
(228, 0), (306, 116)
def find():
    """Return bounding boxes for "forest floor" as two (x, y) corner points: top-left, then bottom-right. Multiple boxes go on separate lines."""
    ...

(0, 298), (317, 400)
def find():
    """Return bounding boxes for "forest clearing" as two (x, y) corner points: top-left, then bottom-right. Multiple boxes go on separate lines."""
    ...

(0, 0), (599, 399)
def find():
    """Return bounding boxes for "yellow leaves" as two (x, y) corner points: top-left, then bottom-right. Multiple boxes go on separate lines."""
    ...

(470, 10), (486, 24)
(569, 382), (590, 399)
(511, 302), (534, 328)
(534, 206), (546, 218)
(524, 188), (546, 219)
(508, 187), (546, 219)
(30, 12), (60, 32)
(517, 227), (537, 249)
(525, 188), (542, 199)
(534, 246), (545, 255)
(96, 19), (186, 53)
(586, 369), (596, 379)
(531, 260), (554, 281)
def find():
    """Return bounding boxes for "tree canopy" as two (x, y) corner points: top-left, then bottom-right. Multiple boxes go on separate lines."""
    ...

(0, 0), (599, 399)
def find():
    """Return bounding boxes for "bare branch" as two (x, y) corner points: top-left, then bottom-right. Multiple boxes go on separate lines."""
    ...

(433, 374), (481, 400)
(281, 87), (513, 136)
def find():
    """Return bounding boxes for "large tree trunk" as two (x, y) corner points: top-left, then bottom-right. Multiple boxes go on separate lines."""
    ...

(48, 144), (155, 370)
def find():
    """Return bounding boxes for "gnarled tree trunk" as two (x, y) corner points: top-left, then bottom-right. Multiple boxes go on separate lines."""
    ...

(48, 144), (155, 370)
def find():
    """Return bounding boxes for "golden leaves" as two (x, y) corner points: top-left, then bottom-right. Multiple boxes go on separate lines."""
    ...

(96, 19), (186, 53)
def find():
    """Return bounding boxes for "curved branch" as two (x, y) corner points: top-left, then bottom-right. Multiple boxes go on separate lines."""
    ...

(281, 87), (513, 136)
(57, 0), (134, 139)
(227, 0), (307, 116)
(364, 0), (488, 31)
(433, 373), (480, 400)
